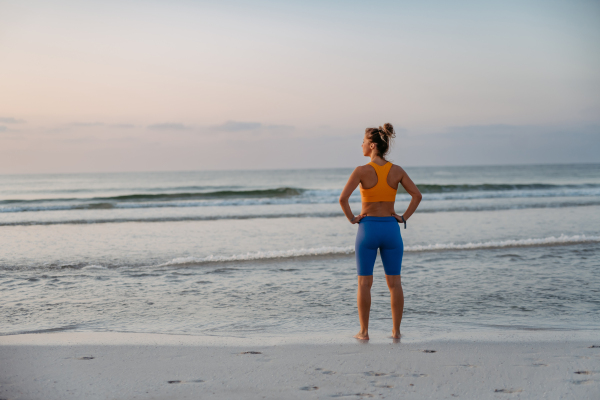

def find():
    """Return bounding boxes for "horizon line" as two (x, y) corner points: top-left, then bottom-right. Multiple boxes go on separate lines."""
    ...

(1, 161), (598, 177)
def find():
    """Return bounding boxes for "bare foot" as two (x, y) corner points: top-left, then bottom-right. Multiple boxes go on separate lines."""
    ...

(354, 332), (369, 340)
(391, 330), (401, 339)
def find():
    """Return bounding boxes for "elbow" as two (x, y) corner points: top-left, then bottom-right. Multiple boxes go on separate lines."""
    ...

(339, 196), (348, 205)
(414, 192), (422, 202)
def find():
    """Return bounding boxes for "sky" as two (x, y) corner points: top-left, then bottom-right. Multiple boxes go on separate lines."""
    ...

(0, 0), (599, 173)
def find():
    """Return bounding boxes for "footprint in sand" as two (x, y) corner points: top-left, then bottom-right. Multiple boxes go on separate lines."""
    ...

(392, 373), (428, 378)
(314, 368), (335, 374)
(572, 380), (593, 385)
(494, 389), (523, 393)
(373, 383), (394, 388)
(364, 371), (387, 376)
(300, 386), (318, 391)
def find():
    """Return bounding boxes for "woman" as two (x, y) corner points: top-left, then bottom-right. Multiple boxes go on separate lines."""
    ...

(339, 123), (422, 340)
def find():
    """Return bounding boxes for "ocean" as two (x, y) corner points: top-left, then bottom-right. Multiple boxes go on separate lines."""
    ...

(1, 164), (599, 339)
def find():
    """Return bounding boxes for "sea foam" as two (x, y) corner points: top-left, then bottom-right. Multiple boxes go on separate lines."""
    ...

(160, 234), (600, 266)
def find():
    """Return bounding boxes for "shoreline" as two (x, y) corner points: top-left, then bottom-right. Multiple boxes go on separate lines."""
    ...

(1, 332), (599, 399)
(1, 328), (599, 346)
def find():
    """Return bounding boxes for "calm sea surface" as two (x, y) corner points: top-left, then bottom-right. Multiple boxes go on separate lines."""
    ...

(1, 164), (599, 338)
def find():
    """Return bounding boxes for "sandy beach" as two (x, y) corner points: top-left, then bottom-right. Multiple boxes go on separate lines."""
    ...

(1, 332), (599, 399)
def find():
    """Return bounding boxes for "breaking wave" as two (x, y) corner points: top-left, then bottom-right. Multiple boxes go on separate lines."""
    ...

(159, 234), (600, 266)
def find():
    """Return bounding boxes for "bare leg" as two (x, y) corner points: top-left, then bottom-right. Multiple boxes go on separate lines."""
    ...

(385, 275), (403, 338)
(354, 275), (373, 340)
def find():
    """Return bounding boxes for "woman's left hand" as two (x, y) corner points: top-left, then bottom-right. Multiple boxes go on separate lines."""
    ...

(350, 214), (365, 224)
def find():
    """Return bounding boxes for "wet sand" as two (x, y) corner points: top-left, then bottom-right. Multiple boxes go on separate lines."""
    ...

(1, 332), (599, 399)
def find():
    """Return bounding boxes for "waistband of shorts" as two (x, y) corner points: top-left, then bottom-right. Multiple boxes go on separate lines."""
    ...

(360, 216), (397, 222)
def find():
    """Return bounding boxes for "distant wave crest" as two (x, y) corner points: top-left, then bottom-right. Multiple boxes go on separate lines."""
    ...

(2, 183), (600, 214)
(1, 187), (304, 205)
(421, 183), (600, 192)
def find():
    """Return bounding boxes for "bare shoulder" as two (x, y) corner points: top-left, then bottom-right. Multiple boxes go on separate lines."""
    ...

(389, 164), (406, 177)
(354, 164), (373, 176)
(390, 163), (404, 172)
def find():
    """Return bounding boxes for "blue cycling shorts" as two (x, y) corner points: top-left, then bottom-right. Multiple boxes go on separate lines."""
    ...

(355, 216), (403, 276)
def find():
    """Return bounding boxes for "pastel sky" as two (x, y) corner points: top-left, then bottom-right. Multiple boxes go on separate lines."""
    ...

(1, 0), (599, 173)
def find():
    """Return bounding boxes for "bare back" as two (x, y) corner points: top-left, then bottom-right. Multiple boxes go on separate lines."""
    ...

(358, 162), (404, 217)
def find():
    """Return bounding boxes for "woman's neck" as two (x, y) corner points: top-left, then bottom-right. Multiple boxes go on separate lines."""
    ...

(370, 155), (387, 165)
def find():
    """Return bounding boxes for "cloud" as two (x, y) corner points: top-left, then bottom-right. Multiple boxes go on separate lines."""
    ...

(147, 123), (190, 130)
(212, 120), (262, 131)
(209, 121), (294, 134)
(109, 124), (135, 129)
(0, 126), (7, 132)
(69, 122), (135, 128)
(0, 117), (25, 124)
(71, 122), (105, 127)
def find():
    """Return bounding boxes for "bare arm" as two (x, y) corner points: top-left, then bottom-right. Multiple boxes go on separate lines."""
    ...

(339, 167), (365, 224)
(392, 168), (422, 222)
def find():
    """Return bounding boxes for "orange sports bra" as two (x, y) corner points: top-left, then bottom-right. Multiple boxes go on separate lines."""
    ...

(359, 162), (397, 202)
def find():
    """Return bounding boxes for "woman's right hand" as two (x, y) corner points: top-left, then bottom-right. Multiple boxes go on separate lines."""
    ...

(350, 214), (365, 224)
(391, 213), (404, 223)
